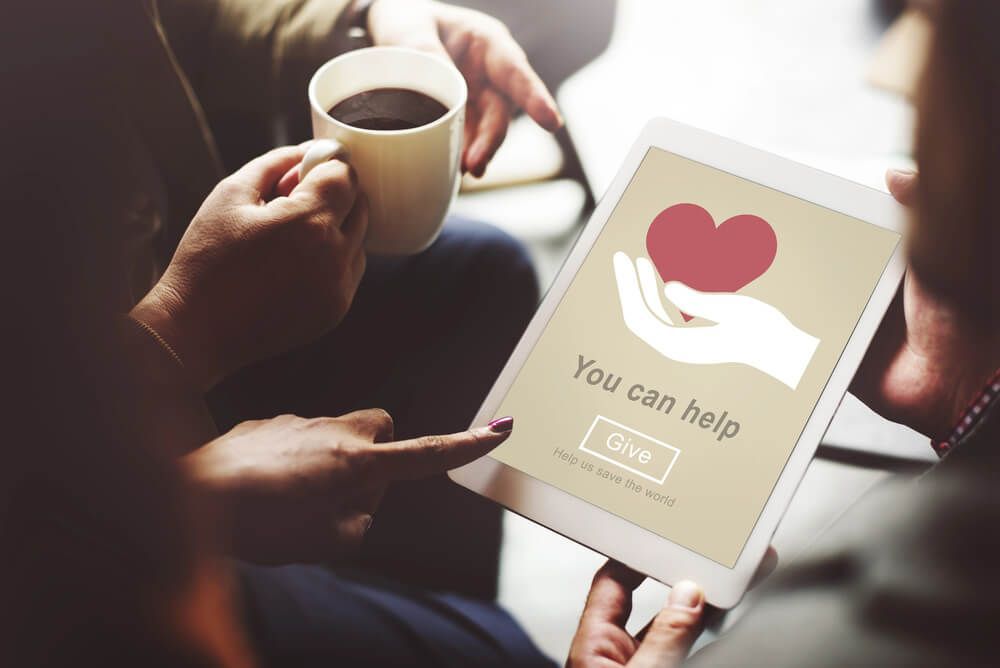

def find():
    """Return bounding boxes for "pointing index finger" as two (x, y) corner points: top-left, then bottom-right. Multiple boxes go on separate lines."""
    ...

(372, 420), (513, 480)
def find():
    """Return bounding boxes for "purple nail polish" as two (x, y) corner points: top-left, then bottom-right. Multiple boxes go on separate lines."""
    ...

(488, 416), (514, 433)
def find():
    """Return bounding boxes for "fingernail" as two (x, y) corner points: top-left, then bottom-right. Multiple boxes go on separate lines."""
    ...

(888, 167), (916, 176)
(468, 146), (486, 176)
(362, 514), (375, 534)
(551, 105), (565, 129)
(488, 416), (514, 433)
(668, 580), (703, 609)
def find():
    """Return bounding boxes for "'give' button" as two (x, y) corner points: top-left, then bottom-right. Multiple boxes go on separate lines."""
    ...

(579, 416), (680, 485)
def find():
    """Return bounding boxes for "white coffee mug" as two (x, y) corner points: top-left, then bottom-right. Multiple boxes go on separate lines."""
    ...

(302, 47), (467, 255)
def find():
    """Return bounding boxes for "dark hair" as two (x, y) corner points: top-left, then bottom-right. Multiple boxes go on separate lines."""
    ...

(912, 0), (1000, 328)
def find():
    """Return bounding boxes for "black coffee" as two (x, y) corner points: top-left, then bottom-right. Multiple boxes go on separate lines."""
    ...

(329, 87), (449, 131)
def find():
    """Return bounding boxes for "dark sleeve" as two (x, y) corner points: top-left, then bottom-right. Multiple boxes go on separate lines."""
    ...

(155, 0), (353, 167)
(688, 473), (1000, 667)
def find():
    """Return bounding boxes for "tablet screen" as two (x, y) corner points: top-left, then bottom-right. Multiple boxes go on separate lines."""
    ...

(489, 147), (901, 567)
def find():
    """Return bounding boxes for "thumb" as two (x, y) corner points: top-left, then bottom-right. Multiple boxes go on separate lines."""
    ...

(886, 168), (918, 207)
(630, 581), (705, 668)
(663, 282), (744, 324)
(229, 145), (307, 198)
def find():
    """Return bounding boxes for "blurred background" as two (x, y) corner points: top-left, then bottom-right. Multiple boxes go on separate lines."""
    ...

(451, 0), (931, 659)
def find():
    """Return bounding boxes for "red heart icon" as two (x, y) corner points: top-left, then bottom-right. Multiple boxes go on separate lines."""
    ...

(646, 203), (777, 321)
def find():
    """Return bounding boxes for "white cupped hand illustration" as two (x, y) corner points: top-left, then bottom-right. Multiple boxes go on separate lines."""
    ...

(613, 252), (819, 389)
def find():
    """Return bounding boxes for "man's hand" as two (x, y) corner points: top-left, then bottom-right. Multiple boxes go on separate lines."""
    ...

(569, 552), (777, 668)
(131, 144), (367, 391)
(851, 169), (999, 439)
(367, 0), (563, 177)
(183, 411), (514, 564)
(568, 563), (705, 668)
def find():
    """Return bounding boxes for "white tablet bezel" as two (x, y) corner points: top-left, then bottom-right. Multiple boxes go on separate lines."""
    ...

(449, 118), (906, 608)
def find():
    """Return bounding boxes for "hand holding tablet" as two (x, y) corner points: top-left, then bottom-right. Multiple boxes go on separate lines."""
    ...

(451, 119), (905, 607)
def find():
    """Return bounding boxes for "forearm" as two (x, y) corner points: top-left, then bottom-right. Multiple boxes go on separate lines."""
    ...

(120, 314), (218, 457)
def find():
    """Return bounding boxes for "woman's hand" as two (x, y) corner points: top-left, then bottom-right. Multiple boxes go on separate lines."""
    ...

(131, 144), (367, 391)
(367, 0), (563, 177)
(184, 411), (514, 564)
(569, 551), (777, 668)
(851, 170), (999, 439)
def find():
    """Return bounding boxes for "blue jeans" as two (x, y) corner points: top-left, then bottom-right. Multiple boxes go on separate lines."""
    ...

(211, 219), (551, 665)
(237, 563), (554, 667)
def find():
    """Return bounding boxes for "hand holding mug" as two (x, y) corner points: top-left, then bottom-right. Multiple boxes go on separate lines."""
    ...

(131, 144), (367, 391)
(299, 1), (563, 256)
(366, 0), (562, 175)
(301, 46), (467, 255)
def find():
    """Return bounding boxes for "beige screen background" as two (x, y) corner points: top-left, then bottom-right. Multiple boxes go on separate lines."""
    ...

(491, 148), (899, 567)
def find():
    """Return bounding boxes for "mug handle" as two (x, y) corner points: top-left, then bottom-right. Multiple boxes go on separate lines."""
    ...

(299, 139), (352, 181)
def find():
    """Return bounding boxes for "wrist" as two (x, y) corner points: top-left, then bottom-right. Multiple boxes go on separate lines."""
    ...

(934, 366), (1000, 454)
(941, 363), (1000, 439)
(130, 285), (219, 392)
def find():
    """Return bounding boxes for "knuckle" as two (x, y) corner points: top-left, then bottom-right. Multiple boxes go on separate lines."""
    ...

(302, 416), (325, 430)
(302, 213), (334, 239)
(213, 178), (246, 202)
(312, 415), (338, 426)
(652, 609), (699, 635)
(477, 15), (507, 38)
(418, 434), (447, 454)
(262, 195), (297, 221)
(471, 25), (494, 44)
(304, 416), (339, 436)
(366, 408), (394, 436)
(467, 427), (487, 447)
(349, 447), (377, 474)
(314, 162), (357, 201)
(268, 145), (299, 162)
(277, 211), (333, 246)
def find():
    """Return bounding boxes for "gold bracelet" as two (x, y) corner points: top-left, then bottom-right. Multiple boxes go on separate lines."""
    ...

(128, 314), (185, 372)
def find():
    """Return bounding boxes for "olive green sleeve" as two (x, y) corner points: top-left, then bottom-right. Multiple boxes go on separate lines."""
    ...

(156, 0), (354, 166)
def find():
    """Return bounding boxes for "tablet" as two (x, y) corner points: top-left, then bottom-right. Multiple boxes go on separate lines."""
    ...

(450, 118), (905, 608)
